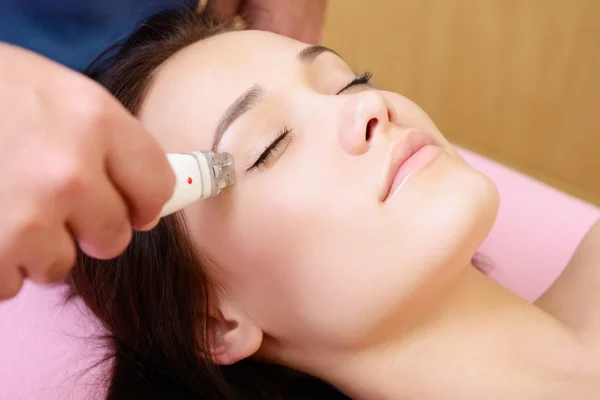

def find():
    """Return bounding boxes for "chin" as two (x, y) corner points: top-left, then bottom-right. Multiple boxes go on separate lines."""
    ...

(443, 167), (499, 264)
(439, 164), (499, 265)
(390, 152), (500, 267)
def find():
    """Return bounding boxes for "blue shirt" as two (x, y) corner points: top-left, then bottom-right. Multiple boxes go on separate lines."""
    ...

(0, 0), (195, 71)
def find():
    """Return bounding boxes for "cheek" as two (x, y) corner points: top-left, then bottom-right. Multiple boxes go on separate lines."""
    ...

(202, 145), (382, 339)
(222, 156), (361, 282)
(221, 130), (362, 265)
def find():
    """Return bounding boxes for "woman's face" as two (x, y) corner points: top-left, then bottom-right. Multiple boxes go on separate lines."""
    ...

(139, 30), (499, 351)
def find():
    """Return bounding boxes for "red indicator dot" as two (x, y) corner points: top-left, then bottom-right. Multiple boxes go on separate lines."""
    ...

(187, 177), (193, 184)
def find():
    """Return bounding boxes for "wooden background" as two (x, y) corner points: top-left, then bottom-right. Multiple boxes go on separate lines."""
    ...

(323, 0), (600, 206)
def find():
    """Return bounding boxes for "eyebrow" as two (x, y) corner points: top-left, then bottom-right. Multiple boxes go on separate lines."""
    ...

(212, 45), (340, 151)
(297, 45), (341, 63)
(212, 85), (264, 151)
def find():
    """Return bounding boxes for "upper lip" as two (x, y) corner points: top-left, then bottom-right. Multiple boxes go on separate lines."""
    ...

(381, 130), (438, 201)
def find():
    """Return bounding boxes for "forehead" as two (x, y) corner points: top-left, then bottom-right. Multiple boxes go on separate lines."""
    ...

(139, 30), (308, 152)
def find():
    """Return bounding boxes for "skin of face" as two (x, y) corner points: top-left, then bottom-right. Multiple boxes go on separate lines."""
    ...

(139, 29), (500, 362)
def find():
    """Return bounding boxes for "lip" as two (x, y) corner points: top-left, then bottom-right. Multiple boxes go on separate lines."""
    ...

(381, 130), (442, 202)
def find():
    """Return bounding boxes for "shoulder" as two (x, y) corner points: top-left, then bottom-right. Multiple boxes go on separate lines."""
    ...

(575, 219), (600, 259)
(535, 219), (600, 336)
(567, 219), (600, 289)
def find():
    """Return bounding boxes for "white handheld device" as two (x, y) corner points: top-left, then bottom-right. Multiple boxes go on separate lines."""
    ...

(160, 151), (235, 217)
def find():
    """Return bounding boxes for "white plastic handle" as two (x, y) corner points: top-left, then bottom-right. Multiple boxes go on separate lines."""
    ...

(160, 153), (212, 217)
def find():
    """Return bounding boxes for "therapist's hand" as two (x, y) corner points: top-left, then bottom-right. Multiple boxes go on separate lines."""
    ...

(0, 43), (175, 300)
(207, 0), (327, 44)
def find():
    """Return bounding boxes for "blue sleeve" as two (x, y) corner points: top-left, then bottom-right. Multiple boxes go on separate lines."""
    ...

(0, 0), (196, 72)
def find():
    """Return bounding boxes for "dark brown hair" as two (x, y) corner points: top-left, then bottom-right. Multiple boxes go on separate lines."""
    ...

(68, 5), (349, 400)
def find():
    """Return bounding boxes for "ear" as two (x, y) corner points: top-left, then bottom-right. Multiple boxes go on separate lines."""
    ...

(207, 295), (263, 365)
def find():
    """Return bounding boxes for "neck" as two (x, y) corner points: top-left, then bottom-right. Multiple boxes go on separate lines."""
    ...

(279, 266), (592, 400)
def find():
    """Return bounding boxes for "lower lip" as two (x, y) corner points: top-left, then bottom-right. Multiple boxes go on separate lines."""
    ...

(386, 145), (442, 200)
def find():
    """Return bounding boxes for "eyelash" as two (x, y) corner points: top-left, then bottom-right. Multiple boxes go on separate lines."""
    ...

(247, 126), (293, 171)
(248, 71), (374, 171)
(337, 71), (373, 94)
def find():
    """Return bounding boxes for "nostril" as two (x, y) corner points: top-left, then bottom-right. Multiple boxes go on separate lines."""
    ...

(366, 118), (377, 142)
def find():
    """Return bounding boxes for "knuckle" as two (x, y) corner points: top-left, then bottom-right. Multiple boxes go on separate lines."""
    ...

(46, 156), (88, 198)
(71, 87), (112, 134)
(13, 206), (45, 238)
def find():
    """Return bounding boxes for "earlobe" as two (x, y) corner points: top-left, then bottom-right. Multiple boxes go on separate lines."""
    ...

(207, 303), (263, 365)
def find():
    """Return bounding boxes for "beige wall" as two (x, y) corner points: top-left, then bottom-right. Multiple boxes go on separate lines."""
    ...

(323, 0), (600, 206)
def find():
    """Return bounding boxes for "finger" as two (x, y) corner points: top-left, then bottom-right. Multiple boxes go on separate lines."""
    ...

(0, 264), (24, 300)
(104, 113), (175, 230)
(68, 174), (132, 260)
(136, 214), (161, 232)
(205, 0), (242, 21)
(24, 226), (76, 284)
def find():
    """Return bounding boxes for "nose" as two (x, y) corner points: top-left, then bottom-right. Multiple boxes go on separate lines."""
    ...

(336, 90), (392, 156)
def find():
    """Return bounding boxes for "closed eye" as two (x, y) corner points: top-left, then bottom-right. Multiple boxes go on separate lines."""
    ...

(246, 127), (293, 171)
(245, 71), (374, 172)
(337, 71), (373, 95)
